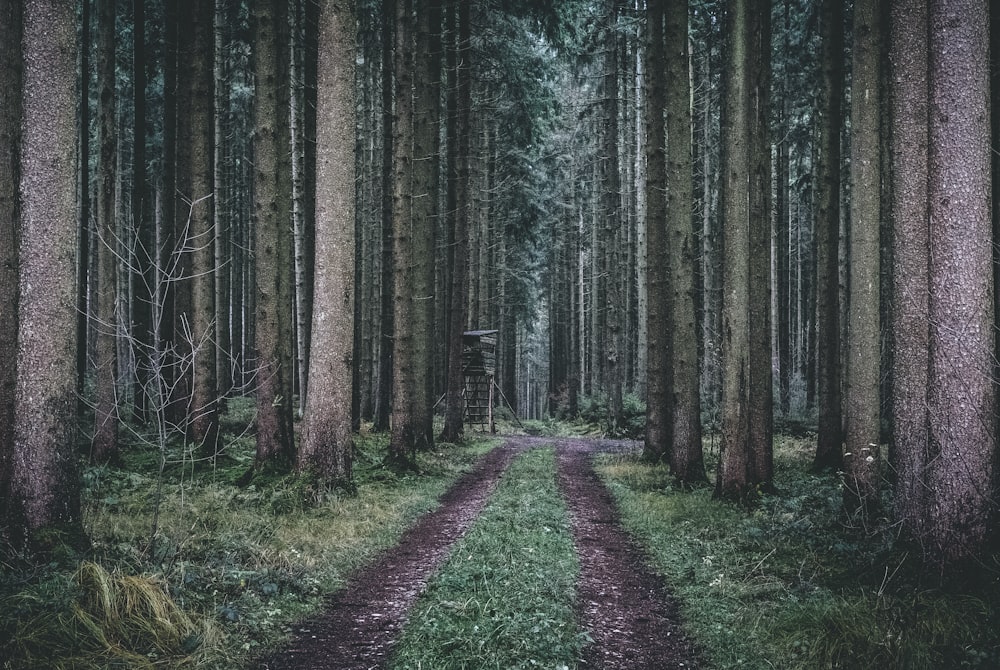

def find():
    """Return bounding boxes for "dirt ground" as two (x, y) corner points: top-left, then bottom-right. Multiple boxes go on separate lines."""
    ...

(257, 435), (701, 669)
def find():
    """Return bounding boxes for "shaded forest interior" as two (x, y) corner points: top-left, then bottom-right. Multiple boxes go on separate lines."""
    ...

(2, 0), (1000, 629)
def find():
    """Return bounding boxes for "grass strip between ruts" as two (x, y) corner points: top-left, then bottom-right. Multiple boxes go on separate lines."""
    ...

(390, 446), (584, 670)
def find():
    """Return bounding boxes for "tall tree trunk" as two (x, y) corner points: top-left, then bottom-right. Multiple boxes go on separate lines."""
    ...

(0, 0), (22, 533)
(642, 0), (670, 463)
(410, 0), (441, 449)
(92, 0), (119, 464)
(843, 0), (882, 519)
(251, 0), (296, 470)
(213, 0), (231, 402)
(746, 0), (773, 490)
(813, 0), (845, 471)
(373, 0), (395, 432)
(602, 0), (624, 429)
(299, 0), (356, 490)
(441, 0), (472, 443)
(187, 0), (218, 454)
(389, 0), (422, 463)
(924, 0), (994, 567)
(132, 0), (152, 419)
(888, 0), (930, 541)
(666, 0), (707, 485)
(77, 0), (91, 404)
(11, 0), (85, 549)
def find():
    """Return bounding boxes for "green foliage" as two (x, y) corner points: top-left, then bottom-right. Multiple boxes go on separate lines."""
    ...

(596, 437), (1000, 669)
(390, 448), (584, 670)
(2, 402), (498, 669)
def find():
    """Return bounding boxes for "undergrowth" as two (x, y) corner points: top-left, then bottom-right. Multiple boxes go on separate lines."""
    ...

(390, 447), (584, 670)
(595, 435), (1000, 669)
(1, 402), (496, 669)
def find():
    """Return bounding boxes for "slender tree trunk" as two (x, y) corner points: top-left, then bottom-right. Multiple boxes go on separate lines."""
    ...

(410, 0), (441, 449)
(716, 0), (752, 501)
(666, 0), (707, 484)
(132, 0), (152, 419)
(251, 0), (296, 470)
(746, 0), (773, 490)
(0, 0), (22, 533)
(389, 0), (422, 463)
(843, 0), (882, 519)
(441, 0), (471, 443)
(188, 0), (219, 453)
(77, 0), (91, 405)
(92, 0), (119, 464)
(12, 0), (85, 549)
(373, 0), (395, 432)
(602, 0), (624, 429)
(813, 0), (845, 471)
(643, 0), (670, 463)
(299, 0), (356, 490)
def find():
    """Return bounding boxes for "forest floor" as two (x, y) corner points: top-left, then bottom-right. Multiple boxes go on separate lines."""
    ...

(257, 435), (702, 670)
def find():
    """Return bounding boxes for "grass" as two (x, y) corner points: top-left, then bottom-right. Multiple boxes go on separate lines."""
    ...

(595, 435), (1000, 670)
(1, 402), (497, 669)
(390, 447), (584, 670)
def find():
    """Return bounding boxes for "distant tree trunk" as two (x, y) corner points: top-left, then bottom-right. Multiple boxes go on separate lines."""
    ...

(299, 0), (356, 489)
(843, 0), (882, 519)
(373, 0), (395, 432)
(746, 0), (773, 490)
(0, 0), (22, 532)
(665, 0), (707, 485)
(642, 0), (670, 463)
(188, 0), (218, 453)
(77, 0), (91, 404)
(11, 0), (85, 548)
(389, 0), (423, 464)
(775, 0), (791, 417)
(251, 0), (296, 470)
(132, 0), (153, 419)
(715, 0), (755, 501)
(213, 0), (231, 402)
(924, 0), (994, 567)
(441, 0), (471, 443)
(888, 0), (929, 541)
(92, 0), (119, 464)
(813, 0), (845, 471)
(716, 0), (750, 499)
(602, 0), (624, 429)
(410, 0), (441, 449)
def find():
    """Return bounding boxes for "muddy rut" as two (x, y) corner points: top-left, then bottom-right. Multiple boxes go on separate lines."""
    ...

(258, 435), (701, 669)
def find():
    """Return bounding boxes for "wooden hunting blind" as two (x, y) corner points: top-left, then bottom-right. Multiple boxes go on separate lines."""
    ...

(462, 330), (497, 432)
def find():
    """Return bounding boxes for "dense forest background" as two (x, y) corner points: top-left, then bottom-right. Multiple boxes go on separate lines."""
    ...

(2, 0), (999, 602)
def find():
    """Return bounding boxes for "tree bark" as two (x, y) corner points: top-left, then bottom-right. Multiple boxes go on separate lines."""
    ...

(643, 0), (671, 463)
(746, 0), (772, 490)
(251, 0), (296, 470)
(92, 0), (119, 464)
(924, 0), (994, 567)
(0, 0), (22, 533)
(299, 0), (357, 490)
(12, 0), (85, 548)
(888, 0), (929, 541)
(715, 0), (752, 502)
(441, 0), (472, 443)
(665, 0), (707, 485)
(813, 0), (845, 471)
(843, 0), (882, 519)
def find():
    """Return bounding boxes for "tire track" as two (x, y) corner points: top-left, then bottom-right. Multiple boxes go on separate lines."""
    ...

(258, 443), (525, 670)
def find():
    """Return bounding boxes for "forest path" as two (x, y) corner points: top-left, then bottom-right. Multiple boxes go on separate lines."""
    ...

(258, 435), (701, 669)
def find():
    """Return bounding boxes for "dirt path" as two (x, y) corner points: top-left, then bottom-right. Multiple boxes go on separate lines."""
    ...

(258, 435), (701, 669)
(552, 437), (701, 669)
(257, 444), (525, 670)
